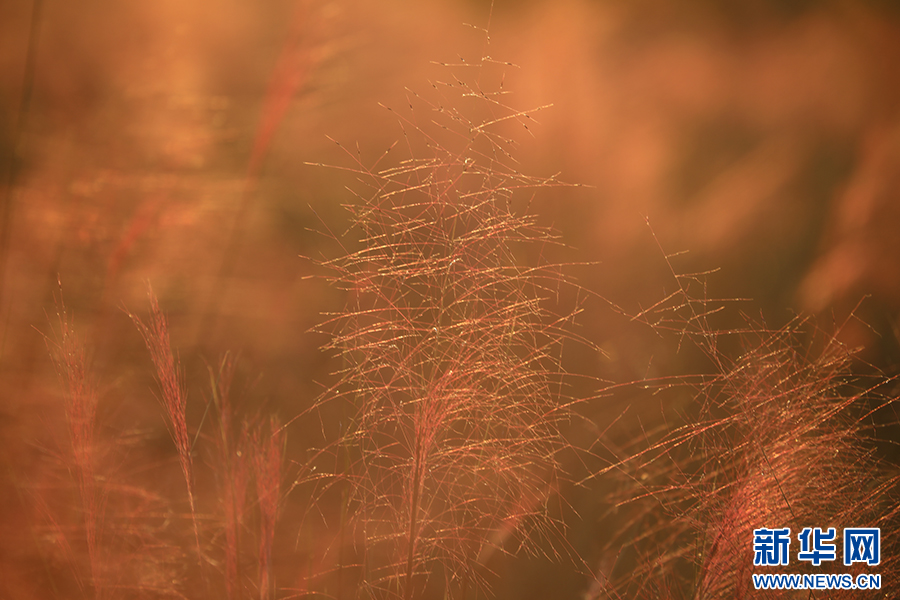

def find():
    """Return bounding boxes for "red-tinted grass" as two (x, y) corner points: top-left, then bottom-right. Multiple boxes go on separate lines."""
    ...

(599, 254), (900, 599)
(311, 40), (589, 599)
(209, 353), (249, 600)
(45, 290), (104, 598)
(128, 286), (202, 566)
(253, 417), (284, 600)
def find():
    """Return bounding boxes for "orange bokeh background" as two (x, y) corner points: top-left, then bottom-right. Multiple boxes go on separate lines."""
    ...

(2, 1), (900, 597)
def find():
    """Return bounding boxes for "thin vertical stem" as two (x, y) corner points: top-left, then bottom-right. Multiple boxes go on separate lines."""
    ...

(403, 436), (425, 600)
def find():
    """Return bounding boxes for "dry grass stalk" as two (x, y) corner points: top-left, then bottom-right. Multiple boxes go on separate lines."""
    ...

(209, 354), (250, 600)
(600, 258), (900, 599)
(45, 293), (104, 599)
(252, 417), (284, 600)
(128, 286), (203, 566)
(313, 46), (585, 600)
(207, 353), (287, 600)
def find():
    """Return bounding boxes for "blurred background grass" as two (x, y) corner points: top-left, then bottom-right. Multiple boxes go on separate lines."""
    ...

(2, 0), (900, 597)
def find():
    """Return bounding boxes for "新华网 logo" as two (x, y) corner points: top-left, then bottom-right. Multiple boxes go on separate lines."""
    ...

(844, 528), (880, 566)
(753, 527), (880, 567)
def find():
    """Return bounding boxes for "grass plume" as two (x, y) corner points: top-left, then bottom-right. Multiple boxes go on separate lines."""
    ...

(598, 254), (900, 599)
(312, 45), (586, 599)
(252, 417), (284, 600)
(44, 288), (104, 599)
(209, 353), (249, 600)
(128, 285), (203, 566)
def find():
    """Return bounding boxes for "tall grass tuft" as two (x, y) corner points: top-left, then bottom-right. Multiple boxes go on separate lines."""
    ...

(209, 353), (249, 600)
(252, 417), (284, 600)
(207, 353), (286, 600)
(128, 286), (203, 566)
(600, 256), (900, 599)
(45, 289), (105, 599)
(312, 45), (585, 599)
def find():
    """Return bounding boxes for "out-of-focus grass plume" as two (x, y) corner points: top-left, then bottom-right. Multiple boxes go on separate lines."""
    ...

(2, 0), (900, 598)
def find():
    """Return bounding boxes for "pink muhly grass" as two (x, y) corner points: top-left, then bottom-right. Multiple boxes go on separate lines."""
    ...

(686, 320), (900, 600)
(45, 295), (105, 599)
(208, 352), (286, 600)
(313, 46), (586, 599)
(128, 285), (203, 564)
(209, 353), (250, 600)
(252, 417), (284, 600)
(600, 257), (900, 599)
(322, 195), (574, 599)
